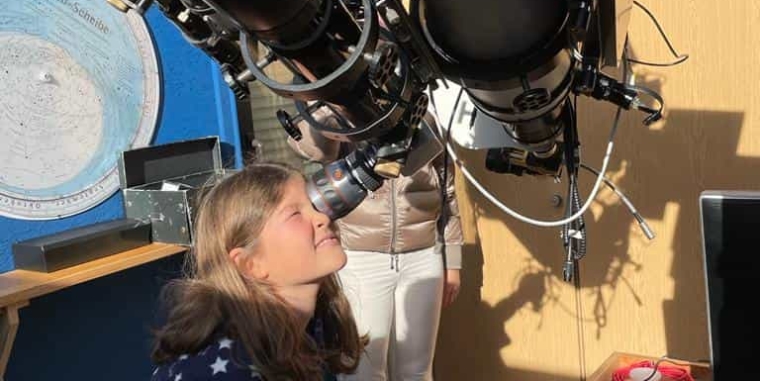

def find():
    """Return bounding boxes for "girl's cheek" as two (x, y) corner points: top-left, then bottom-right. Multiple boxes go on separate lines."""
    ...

(284, 219), (312, 237)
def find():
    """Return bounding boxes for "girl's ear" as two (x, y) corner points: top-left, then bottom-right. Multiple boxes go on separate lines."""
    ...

(229, 247), (269, 280)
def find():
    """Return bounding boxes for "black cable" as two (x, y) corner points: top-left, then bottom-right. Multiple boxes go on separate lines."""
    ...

(571, 186), (586, 259)
(562, 100), (587, 262)
(641, 356), (694, 381)
(622, 40), (666, 126)
(566, 127), (587, 379)
(628, 84), (665, 125)
(629, 1), (689, 67)
(628, 55), (688, 68)
(565, 77), (589, 381)
(633, 1), (680, 57)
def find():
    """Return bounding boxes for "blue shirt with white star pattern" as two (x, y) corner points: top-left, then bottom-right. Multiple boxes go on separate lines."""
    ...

(150, 319), (337, 381)
(151, 337), (264, 381)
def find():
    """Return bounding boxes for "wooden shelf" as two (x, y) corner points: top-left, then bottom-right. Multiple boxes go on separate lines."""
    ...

(0, 242), (187, 308)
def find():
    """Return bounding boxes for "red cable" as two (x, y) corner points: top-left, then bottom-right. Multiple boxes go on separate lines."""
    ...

(611, 360), (694, 381)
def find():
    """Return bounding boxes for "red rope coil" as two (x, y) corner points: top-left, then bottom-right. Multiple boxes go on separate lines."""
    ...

(611, 360), (694, 381)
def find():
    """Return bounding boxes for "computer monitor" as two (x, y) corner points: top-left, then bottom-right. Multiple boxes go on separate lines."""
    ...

(700, 190), (760, 379)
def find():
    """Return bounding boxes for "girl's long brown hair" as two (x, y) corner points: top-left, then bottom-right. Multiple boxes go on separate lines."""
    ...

(151, 163), (365, 381)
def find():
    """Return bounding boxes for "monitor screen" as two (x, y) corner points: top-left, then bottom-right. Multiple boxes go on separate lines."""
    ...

(700, 191), (760, 379)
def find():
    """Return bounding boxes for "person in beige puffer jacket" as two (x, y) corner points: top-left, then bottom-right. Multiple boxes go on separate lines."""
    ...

(288, 107), (464, 381)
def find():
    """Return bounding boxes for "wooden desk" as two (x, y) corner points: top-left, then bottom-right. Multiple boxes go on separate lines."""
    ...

(0, 243), (187, 379)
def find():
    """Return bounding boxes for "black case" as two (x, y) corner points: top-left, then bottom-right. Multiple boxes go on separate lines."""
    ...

(12, 218), (151, 273)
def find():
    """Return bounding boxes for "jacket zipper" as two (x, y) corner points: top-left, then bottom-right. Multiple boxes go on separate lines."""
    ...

(389, 180), (397, 253)
(389, 180), (400, 271)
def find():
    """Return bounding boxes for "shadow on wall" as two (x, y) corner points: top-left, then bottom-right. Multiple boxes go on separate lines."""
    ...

(433, 240), (581, 381)
(474, 106), (749, 360)
(433, 64), (751, 378)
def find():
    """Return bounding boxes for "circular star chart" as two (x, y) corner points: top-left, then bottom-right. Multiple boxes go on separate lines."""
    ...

(0, 1), (160, 219)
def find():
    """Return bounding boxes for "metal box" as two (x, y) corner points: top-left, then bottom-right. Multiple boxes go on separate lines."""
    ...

(118, 136), (237, 245)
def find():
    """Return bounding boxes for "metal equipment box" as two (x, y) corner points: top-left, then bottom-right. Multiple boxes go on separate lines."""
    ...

(119, 136), (237, 245)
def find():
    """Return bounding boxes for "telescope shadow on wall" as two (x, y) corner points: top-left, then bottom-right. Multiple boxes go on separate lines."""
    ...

(454, 98), (744, 366)
(434, 71), (750, 378)
(604, 104), (751, 360)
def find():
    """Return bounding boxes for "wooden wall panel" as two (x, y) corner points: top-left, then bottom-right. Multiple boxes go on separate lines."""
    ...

(434, 1), (760, 379)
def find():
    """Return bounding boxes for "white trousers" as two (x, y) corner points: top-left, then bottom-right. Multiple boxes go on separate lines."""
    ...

(338, 246), (444, 381)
